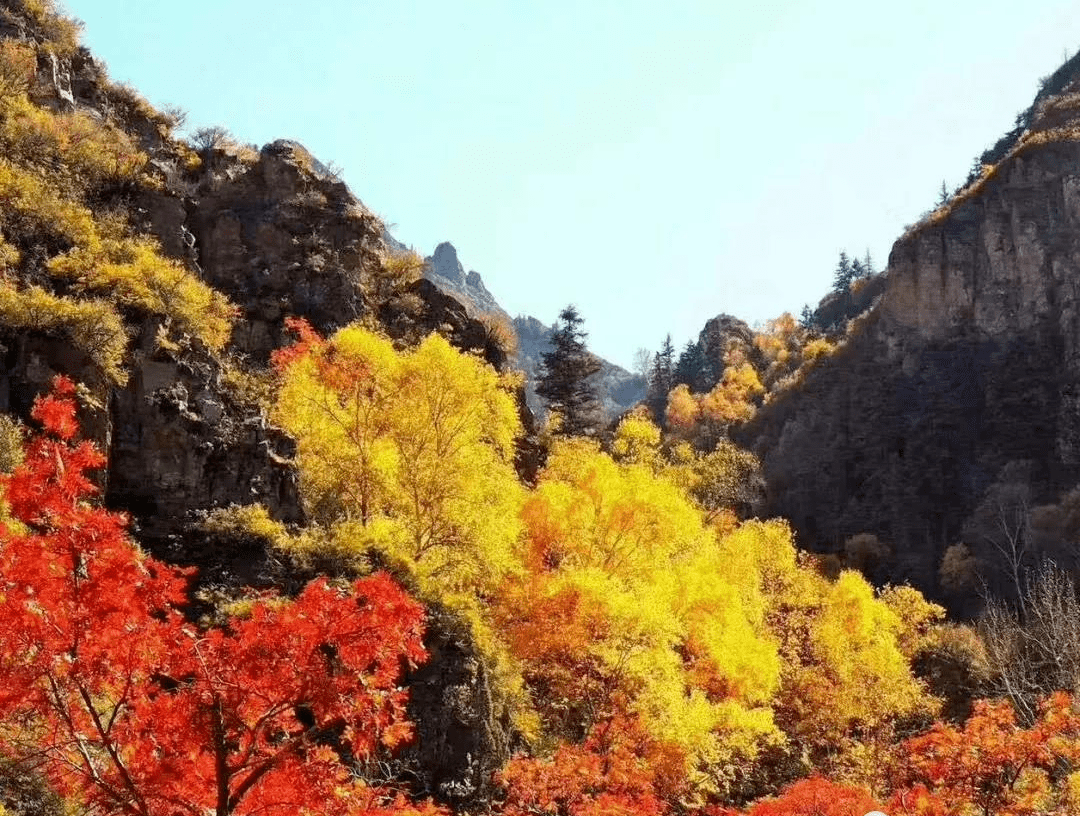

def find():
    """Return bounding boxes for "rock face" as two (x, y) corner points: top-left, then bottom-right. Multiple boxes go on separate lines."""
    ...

(740, 66), (1080, 608)
(0, 7), (515, 801)
(423, 241), (507, 319)
(418, 240), (646, 420)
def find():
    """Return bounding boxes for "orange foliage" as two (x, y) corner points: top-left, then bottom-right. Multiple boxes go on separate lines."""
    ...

(0, 378), (439, 816)
(890, 693), (1080, 816)
(746, 777), (878, 816)
(500, 715), (686, 816)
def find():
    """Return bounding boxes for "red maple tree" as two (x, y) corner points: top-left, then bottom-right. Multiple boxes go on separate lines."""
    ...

(0, 377), (436, 816)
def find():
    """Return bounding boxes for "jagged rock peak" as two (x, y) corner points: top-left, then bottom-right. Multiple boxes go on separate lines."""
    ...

(430, 241), (466, 285)
(423, 242), (505, 318)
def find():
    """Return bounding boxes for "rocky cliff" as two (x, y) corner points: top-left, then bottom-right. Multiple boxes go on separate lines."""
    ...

(418, 240), (646, 420)
(739, 55), (1080, 609)
(0, 1), (512, 800)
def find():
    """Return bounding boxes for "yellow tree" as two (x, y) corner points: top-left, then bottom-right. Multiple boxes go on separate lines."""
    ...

(506, 440), (781, 793)
(272, 320), (524, 600)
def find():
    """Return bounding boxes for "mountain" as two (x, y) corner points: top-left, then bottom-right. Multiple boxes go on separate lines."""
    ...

(731, 50), (1080, 611)
(418, 241), (645, 419)
(0, 4), (511, 799)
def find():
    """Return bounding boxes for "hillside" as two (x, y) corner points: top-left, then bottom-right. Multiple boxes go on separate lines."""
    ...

(418, 240), (645, 418)
(6, 4), (1080, 816)
(717, 50), (1080, 612)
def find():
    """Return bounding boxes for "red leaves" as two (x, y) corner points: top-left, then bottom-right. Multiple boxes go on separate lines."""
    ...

(746, 778), (879, 816)
(270, 316), (323, 373)
(0, 377), (434, 816)
(889, 693), (1080, 816)
(500, 715), (685, 816)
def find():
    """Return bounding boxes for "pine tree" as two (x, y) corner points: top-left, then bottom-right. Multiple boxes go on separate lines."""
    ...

(537, 305), (602, 436)
(646, 334), (676, 419)
(850, 257), (865, 281)
(674, 340), (711, 393)
(800, 304), (817, 330)
(937, 179), (950, 206)
(832, 251), (854, 294)
(862, 249), (875, 277)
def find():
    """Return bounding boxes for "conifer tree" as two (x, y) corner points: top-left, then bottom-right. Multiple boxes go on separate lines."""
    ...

(833, 251), (854, 294)
(537, 305), (602, 436)
(645, 334), (676, 419)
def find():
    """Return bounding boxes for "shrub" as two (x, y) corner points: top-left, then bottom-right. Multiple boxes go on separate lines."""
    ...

(479, 311), (519, 358)
(0, 280), (128, 383)
(0, 96), (147, 190)
(48, 234), (236, 351)
(0, 42), (35, 104)
(197, 503), (288, 545)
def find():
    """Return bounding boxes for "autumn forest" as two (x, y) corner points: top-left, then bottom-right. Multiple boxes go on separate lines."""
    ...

(4, 2), (1080, 816)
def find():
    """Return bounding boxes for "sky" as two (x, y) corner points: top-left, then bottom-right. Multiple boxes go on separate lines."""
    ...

(63, 0), (1080, 369)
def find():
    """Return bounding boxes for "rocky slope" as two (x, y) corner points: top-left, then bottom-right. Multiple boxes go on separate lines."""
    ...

(738, 53), (1080, 610)
(419, 240), (645, 419)
(0, 1), (512, 801)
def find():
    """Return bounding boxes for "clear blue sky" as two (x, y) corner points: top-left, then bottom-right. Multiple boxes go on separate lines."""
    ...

(64, 0), (1080, 369)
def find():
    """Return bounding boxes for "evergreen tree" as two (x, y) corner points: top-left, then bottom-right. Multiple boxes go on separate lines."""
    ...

(800, 304), (817, 331)
(937, 179), (950, 206)
(537, 305), (602, 436)
(646, 334), (676, 418)
(862, 249), (875, 277)
(833, 251), (854, 294)
(674, 340), (711, 393)
(674, 341), (699, 388)
(850, 256), (865, 281)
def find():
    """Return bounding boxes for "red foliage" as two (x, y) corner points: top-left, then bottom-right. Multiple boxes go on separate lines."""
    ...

(270, 316), (324, 373)
(889, 693), (1080, 816)
(0, 377), (436, 816)
(500, 715), (686, 816)
(746, 777), (879, 816)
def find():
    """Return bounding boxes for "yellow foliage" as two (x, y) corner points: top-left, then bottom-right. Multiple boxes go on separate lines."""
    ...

(610, 410), (662, 467)
(48, 234), (235, 351)
(878, 584), (946, 658)
(197, 504), (288, 545)
(0, 42), (35, 103)
(17, 0), (81, 56)
(802, 337), (835, 363)
(273, 326), (524, 599)
(699, 363), (763, 425)
(0, 160), (97, 247)
(0, 413), (23, 473)
(523, 439), (706, 580)
(774, 567), (937, 750)
(511, 443), (783, 784)
(665, 383), (702, 431)
(0, 280), (128, 383)
(0, 95), (147, 190)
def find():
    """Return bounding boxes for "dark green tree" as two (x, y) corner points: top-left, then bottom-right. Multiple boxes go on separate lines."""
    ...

(537, 305), (602, 436)
(674, 340), (711, 392)
(646, 334), (676, 418)
(833, 251), (854, 294)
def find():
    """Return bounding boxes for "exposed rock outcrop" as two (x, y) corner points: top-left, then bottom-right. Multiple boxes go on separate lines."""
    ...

(417, 240), (645, 419)
(423, 241), (508, 320)
(0, 7), (516, 801)
(740, 66), (1080, 610)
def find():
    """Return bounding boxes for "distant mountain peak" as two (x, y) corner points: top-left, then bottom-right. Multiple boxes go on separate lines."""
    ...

(423, 241), (505, 319)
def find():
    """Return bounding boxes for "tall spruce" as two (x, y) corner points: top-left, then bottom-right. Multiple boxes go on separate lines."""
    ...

(833, 251), (854, 293)
(537, 305), (602, 436)
(674, 340), (710, 392)
(646, 334), (676, 418)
